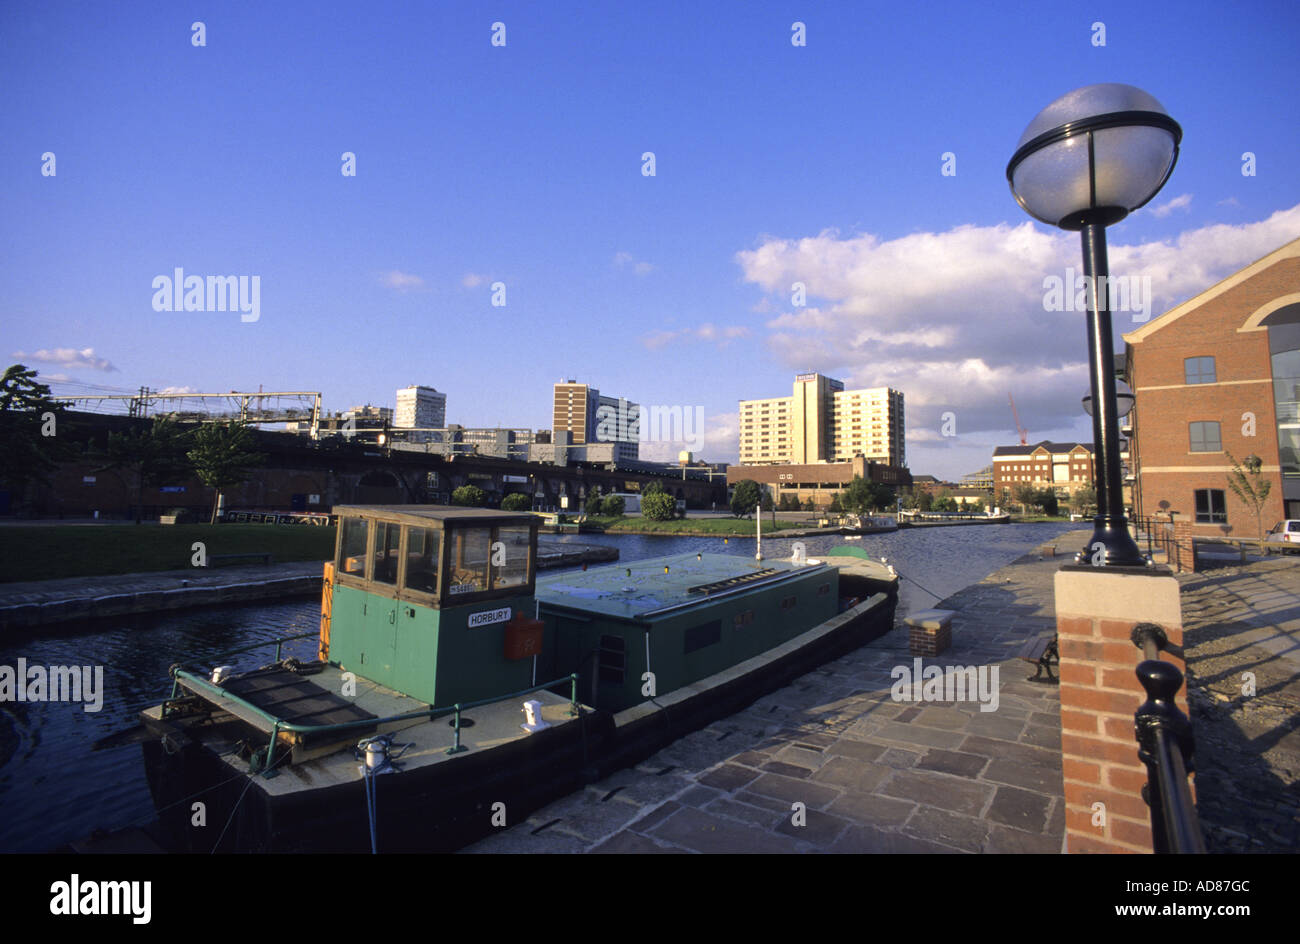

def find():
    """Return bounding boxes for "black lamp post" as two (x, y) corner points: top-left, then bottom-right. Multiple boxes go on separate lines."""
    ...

(1007, 84), (1181, 566)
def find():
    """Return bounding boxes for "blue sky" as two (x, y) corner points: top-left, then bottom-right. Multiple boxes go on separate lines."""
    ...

(4, 1), (1299, 479)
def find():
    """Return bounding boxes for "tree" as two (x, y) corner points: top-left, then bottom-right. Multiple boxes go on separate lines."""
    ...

(97, 416), (194, 523)
(1035, 488), (1059, 517)
(917, 490), (933, 512)
(1070, 484), (1096, 515)
(602, 495), (625, 517)
(759, 490), (773, 512)
(451, 484), (488, 507)
(1226, 452), (1272, 542)
(730, 479), (760, 517)
(827, 493), (843, 513)
(501, 492), (531, 512)
(584, 491), (603, 515)
(933, 495), (958, 513)
(841, 475), (873, 514)
(642, 480), (667, 498)
(642, 491), (675, 521)
(1013, 483), (1038, 514)
(868, 483), (895, 512)
(0, 364), (73, 510)
(187, 421), (266, 523)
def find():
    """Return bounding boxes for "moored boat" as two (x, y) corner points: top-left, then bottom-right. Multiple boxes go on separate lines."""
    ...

(139, 505), (897, 852)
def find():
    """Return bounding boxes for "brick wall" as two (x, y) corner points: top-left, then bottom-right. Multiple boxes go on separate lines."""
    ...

(1055, 566), (1187, 853)
(1127, 253), (1298, 530)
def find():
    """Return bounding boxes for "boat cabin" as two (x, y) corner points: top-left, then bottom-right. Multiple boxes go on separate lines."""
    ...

(326, 505), (541, 707)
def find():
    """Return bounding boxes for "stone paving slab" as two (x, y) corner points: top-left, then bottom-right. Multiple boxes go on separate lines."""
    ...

(464, 534), (1088, 854)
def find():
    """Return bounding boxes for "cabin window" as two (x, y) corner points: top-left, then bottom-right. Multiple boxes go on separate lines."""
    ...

(781, 596), (798, 611)
(448, 527), (490, 596)
(597, 635), (626, 684)
(404, 526), (441, 595)
(339, 517), (368, 577)
(817, 583), (831, 596)
(684, 619), (722, 654)
(732, 609), (754, 629)
(372, 521), (401, 585)
(492, 525), (531, 589)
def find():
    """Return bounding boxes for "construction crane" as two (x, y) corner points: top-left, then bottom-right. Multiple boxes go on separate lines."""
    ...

(1008, 393), (1028, 445)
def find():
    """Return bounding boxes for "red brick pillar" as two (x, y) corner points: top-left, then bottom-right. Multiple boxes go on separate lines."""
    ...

(1170, 515), (1197, 573)
(1055, 565), (1187, 853)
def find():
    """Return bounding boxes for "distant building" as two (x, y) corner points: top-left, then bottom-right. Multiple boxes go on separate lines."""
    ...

(738, 373), (904, 467)
(726, 456), (911, 509)
(395, 385), (446, 444)
(960, 465), (994, 489)
(992, 441), (1099, 501)
(552, 380), (639, 464)
(1123, 235), (1299, 527)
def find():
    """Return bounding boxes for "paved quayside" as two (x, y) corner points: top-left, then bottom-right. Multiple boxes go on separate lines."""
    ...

(1177, 556), (1300, 853)
(464, 535), (1086, 854)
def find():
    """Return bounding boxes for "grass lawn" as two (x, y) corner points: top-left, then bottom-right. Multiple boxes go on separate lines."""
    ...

(582, 515), (806, 535)
(0, 524), (337, 583)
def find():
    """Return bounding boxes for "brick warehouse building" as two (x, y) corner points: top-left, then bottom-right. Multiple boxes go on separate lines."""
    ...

(1122, 235), (1300, 543)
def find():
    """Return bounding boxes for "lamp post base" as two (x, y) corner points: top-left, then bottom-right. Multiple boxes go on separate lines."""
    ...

(1076, 514), (1148, 567)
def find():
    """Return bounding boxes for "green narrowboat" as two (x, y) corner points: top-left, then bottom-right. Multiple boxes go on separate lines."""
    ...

(140, 504), (898, 852)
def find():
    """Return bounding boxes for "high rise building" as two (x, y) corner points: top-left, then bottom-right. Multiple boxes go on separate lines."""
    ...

(395, 385), (447, 444)
(552, 380), (639, 464)
(739, 373), (905, 467)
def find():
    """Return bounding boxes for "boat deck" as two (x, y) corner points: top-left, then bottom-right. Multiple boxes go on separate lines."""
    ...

(164, 664), (585, 797)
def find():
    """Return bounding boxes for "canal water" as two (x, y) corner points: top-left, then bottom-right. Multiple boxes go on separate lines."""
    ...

(0, 522), (1078, 853)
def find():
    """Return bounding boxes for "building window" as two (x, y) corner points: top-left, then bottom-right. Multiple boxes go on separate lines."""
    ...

(1195, 489), (1227, 524)
(1189, 421), (1222, 453)
(1185, 356), (1217, 385)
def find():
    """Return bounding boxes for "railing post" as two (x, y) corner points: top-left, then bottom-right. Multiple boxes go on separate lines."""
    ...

(1134, 658), (1205, 853)
(261, 721), (280, 777)
(446, 704), (467, 754)
(569, 673), (580, 716)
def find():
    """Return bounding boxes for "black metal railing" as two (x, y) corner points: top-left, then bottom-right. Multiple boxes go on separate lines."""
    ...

(1130, 622), (1205, 854)
(1133, 515), (1181, 570)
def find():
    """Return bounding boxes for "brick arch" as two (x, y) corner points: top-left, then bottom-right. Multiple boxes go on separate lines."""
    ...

(1238, 294), (1300, 332)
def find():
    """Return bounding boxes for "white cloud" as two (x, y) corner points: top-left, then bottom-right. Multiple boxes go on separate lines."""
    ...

(381, 270), (425, 291)
(156, 385), (200, 396)
(13, 347), (115, 371)
(735, 203), (1300, 473)
(614, 251), (654, 276)
(1149, 193), (1192, 218)
(462, 272), (486, 288)
(641, 324), (750, 350)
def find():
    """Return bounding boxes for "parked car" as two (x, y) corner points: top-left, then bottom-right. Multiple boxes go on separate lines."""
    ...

(1265, 520), (1300, 547)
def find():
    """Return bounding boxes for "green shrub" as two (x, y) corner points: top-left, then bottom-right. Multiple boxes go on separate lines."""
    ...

(451, 485), (487, 507)
(501, 493), (531, 512)
(602, 495), (625, 517)
(584, 493), (603, 515)
(642, 491), (676, 521)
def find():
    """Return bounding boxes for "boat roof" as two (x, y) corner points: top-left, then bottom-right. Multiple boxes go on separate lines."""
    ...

(537, 552), (829, 622)
(332, 504), (536, 526)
